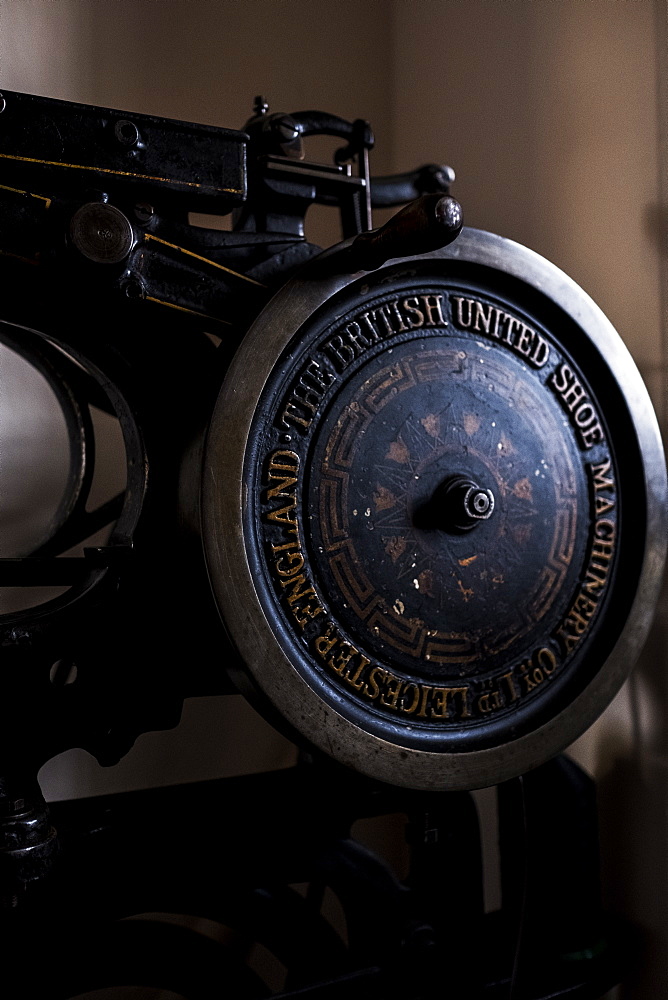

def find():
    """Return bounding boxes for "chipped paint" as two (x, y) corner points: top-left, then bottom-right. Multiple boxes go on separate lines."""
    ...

(458, 555), (478, 567)
(386, 438), (411, 464)
(463, 413), (481, 436)
(385, 536), (408, 562)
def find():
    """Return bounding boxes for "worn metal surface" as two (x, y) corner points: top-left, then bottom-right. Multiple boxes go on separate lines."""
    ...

(0, 89), (248, 211)
(203, 227), (667, 790)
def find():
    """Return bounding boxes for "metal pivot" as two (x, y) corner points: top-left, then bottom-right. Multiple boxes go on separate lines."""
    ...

(416, 475), (496, 532)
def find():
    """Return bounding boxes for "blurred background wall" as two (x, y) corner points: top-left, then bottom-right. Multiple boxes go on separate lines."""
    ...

(0, 1), (666, 996)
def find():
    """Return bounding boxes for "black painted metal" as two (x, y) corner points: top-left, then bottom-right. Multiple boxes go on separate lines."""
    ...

(341, 191), (462, 269)
(0, 89), (248, 211)
(0, 90), (465, 779)
(0, 757), (628, 999)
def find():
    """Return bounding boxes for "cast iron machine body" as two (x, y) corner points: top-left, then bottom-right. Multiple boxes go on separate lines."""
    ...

(0, 89), (664, 998)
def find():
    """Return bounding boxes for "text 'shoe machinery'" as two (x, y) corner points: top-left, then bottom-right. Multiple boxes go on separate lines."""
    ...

(0, 90), (665, 999)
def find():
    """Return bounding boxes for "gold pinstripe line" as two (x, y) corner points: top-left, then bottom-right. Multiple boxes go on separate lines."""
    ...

(144, 233), (266, 288)
(145, 295), (231, 325)
(0, 152), (241, 194)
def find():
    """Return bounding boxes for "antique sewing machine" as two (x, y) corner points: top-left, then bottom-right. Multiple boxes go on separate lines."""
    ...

(0, 89), (665, 998)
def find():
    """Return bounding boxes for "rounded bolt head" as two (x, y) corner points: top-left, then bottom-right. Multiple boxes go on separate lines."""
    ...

(435, 195), (463, 234)
(440, 165), (456, 185)
(270, 116), (300, 144)
(134, 202), (154, 224)
(121, 276), (145, 300)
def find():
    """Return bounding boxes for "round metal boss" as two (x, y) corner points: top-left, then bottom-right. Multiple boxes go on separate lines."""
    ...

(70, 202), (134, 264)
(203, 228), (667, 790)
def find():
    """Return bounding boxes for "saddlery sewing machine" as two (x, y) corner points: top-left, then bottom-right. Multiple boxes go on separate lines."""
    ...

(0, 89), (665, 998)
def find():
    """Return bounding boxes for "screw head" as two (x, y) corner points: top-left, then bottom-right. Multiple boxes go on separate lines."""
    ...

(114, 119), (140, 147)
(134, 202), (154, 224)
(270, 116), (299, 144)
(121, 276), (145, 299)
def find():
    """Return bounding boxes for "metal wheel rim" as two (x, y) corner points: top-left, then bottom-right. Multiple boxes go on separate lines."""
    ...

(203, 227), (667, 790)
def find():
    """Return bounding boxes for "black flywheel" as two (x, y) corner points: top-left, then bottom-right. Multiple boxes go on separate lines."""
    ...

(203, 228), (667, 790)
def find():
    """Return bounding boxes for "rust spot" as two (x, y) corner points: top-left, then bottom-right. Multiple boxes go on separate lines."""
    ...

(492, 574), (505, 585)
(457, 579), (474, 602)
(458, 554), (478, 567)
(511, 524), (532, 545)
(418, 569), (435, 597)
(498, 432), (515, 455)
(463, 413), (481, 436)
(510, 524), (531, 545)
(386, 437), (410, 464)
(385, 536), (408, 562)
(374, 485), (397, 511)
(421, 413), (441, 437)
(512, 477), (533, 500)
